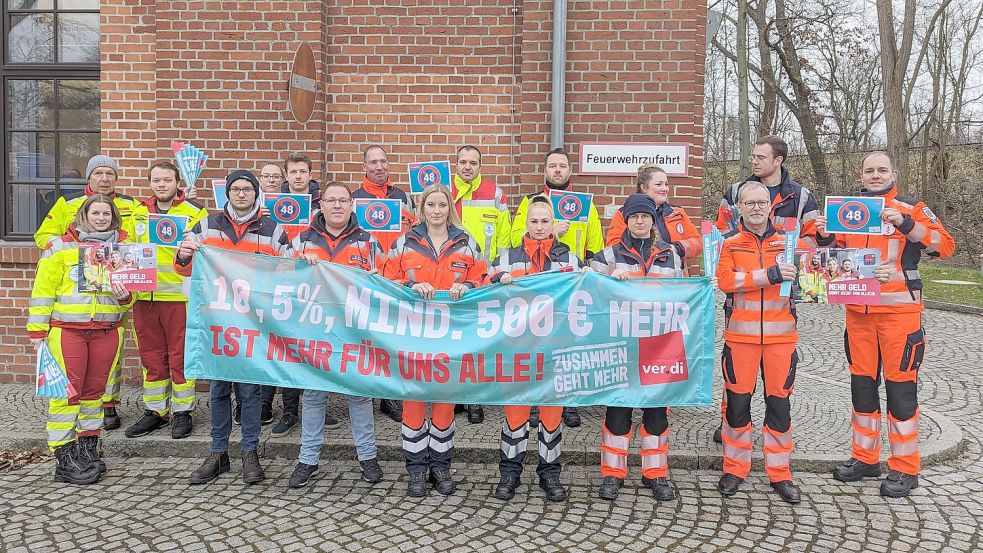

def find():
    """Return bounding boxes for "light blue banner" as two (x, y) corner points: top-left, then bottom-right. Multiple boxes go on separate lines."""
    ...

(184, 247), (716, 407)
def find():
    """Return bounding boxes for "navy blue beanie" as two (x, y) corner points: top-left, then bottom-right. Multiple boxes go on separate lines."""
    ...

(225, 170), (260, 198)
(622, 193), (658, 219)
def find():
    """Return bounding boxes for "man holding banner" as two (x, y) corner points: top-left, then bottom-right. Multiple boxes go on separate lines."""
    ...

(716, 181), (802, 504)
(176, 169), (292, 486)
(125, 161), (207, 440)
(490, 197), (582, 502)
(353, 145), (416, 423)
(452, 145), (511, 425)
(286, 181), (387, 488)
(820, 152), (955, 498)
(591, 194), (686, 502)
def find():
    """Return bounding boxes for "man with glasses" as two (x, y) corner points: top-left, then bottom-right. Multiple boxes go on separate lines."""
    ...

(711, 135), (830, 444)
(352, 145), (416, 423)
(34, 154), (141, 431)
(286, 182), (386, 488)
(176, 169), (291, 486)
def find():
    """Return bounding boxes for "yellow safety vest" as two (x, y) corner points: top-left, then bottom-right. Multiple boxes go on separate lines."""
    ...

(131, 198), (208, 301)
(453, 174), (511, 261)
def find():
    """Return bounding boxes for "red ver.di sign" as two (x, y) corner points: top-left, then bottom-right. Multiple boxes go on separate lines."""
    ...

(263, 193), (312, 226)
(549, 189), (593, 223)
(354, 198), (401, 232)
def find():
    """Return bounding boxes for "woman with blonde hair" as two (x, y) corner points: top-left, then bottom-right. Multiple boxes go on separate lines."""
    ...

(27, 194), (133, 484)
(382, 185), (487, 497)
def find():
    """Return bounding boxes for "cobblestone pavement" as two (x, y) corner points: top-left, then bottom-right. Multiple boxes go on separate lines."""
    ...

(1, 306), (981, 552)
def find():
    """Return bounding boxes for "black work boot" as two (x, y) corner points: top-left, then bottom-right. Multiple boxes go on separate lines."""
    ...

(466, 405), (484, 424)
(598, 476), (623, 500)
(712, 424), (722, 444)
(407, 471), (428, 497)
(380, 399), (403, 423)
(528, 407), (540, 428)
(53, 442), (101, 485)
(494, 474), (520, 500)
(832, 457), (882, 482)
(189, 451), (230, 484)
(429, 468), (457, 495)
(562, 407), (581, 428)
(260, 402), (273, 425)
(77, 435), (106, 474)
(642, 476), (676, 501)
(241, 450), (265, 484)
(125, 410), (168, 438)
(103, 407), (121, 430)
(880, 470), (919, 498)
(718, 473), (744, 496)
(539, 475), (567, 502)
(771, 480), (802, 504)
(171, 412), (193, 439)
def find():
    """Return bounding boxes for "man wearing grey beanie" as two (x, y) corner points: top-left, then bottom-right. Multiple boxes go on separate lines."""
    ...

(34, 154), (142, 431)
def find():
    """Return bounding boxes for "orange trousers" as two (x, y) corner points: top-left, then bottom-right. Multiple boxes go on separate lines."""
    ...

(844, 310), (923, 475)
(720, 341), (796, 482)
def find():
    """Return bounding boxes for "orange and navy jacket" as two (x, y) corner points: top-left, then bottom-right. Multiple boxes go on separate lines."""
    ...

(487, 235), (582, 283)
(605, 201), (703, 260)
(383, 223), (487, 289)
(715, 167), (829, 248)
(174, 207), (291, 276)
(717, 221), (801, 344)
(352, 177), (417, 254)
(590, 232), (685, 278)
(289, 212), (384, 272)
(831, 184), (955, 314)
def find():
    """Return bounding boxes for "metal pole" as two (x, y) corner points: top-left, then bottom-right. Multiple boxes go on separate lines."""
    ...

(550, 0), (568, 149)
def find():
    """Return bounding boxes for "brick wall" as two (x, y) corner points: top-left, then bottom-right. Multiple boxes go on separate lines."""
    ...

(0, 0), (706, 380)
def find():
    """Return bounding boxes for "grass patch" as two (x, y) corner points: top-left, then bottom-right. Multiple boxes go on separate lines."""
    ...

(920, 261), (983, 308)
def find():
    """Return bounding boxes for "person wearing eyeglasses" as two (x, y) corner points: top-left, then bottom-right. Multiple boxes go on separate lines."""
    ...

(711, 135), (830, 445)
(285, 181), (386, 489)
(174, 170), (291, 486)
(715, 181), (805, 505)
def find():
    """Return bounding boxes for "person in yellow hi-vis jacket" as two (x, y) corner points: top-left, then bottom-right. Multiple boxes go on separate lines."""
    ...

(508, 147), (603, 429)
(34, 155), (139, 430)
(451, 144), (511, 425)
(125, 161), (207, 440)
(27, 195), (134, 485)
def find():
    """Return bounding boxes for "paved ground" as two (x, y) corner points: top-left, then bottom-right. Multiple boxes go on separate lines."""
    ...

(1, 305), (981, 552)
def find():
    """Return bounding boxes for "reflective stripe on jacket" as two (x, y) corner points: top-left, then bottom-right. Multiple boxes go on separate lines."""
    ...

(34, 186), (139, 249)
(383, 224), (487, 289)
(174, 209), (291, 277)
(488, 235), (582, 283)
(717, 222), (799, 344)
(605, 202), (702, 260)
(590, 232), (685, 278)
(453, 174), (512, 261)
(290, 213), (384, 272)
(27, 231), (133, 338)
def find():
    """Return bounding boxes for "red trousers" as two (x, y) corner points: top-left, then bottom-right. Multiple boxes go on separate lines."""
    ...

(133, 301), (188, 385)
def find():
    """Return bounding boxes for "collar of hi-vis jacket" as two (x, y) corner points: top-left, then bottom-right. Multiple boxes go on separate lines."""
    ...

(453, 174), (482, 201)
(737, 219), (779, 241)
(361, 177), (395, 199)
(617, 231), (673, 267)
(745, 167), (797, 209)
(408, 223), (468, 256)
(860, 183), (898, 200)
(311, 211), (360, 242)
(84, 184), (116, 199)
(143, 190), (188, 213)
(221, 202), (264, 239)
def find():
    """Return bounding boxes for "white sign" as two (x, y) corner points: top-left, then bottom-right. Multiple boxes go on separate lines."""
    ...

(578, 142), (690, 177)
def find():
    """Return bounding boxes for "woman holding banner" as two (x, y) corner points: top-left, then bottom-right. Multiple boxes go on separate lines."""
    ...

(590, 194), (686, 502)
(489, 197), (582, 503)
(383, 185), (488, 497)
(604, 164), (702, 266)
(27, 195), (134, 485)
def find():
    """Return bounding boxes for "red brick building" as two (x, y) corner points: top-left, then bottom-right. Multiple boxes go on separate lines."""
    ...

(0, 1), (707, 382)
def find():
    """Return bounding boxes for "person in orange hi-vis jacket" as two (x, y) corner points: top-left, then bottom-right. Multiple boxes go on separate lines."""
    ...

(716, 181), (806, 505)
(382, 184), (488, 498)
(592, 194), (686, 503)
(604, 163), (702, 265)
(818, 151), (955, 498)
(489, 197), (582, 503)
